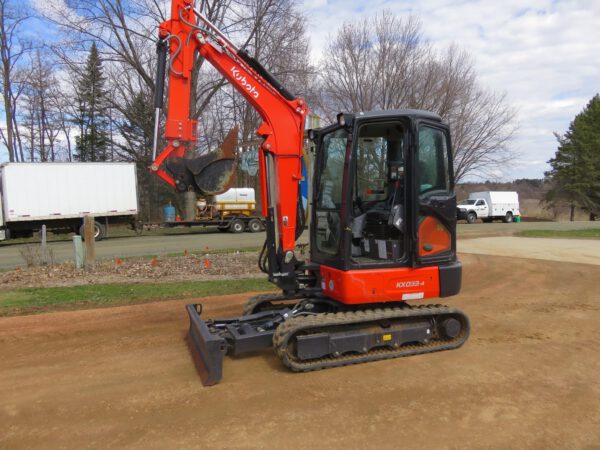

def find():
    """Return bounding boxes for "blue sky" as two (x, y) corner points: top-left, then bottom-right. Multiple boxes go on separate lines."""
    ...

(303, 0), (600, 180)
(2, 0), (599, 181)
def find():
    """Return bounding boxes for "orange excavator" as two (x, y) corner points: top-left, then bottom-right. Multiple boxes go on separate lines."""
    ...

(152, 0), (469, 385)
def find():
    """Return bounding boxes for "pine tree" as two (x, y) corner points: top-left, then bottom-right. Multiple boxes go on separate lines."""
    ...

(545, 95), (600, 220)
(74, 43), (110, 161)
(116, 90), (175, 221)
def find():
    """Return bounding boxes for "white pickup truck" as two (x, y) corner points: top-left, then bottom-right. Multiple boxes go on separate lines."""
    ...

(457, 191), (520, 224)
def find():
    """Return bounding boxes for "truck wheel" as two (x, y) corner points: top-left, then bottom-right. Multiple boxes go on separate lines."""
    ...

(466, 212), (477, 224)
(229, 219), (245, 233)
(248, 218), (263, 233)
(79, 221), (106, 241)
(503, 212), (514, 223)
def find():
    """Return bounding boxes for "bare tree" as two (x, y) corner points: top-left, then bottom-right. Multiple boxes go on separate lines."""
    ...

(319, 12), (516, 182)
(17, 50), (67, 161)
(37, 0), (314, 214)
(0, 0), (31, 162)
(48, 88), (76, 162)
(186, 0), (315, 209)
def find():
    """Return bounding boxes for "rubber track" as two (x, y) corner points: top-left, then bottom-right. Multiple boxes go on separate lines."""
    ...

(242, 292), (302, 316)
(273, 305), (470, 372)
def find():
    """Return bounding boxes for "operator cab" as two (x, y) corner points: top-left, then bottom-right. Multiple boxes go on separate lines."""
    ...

(310, 109), (457, 272)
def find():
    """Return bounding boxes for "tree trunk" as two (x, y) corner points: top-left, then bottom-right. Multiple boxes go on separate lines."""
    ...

(2, 73), (15, 161)
(570, 203), (575, 222)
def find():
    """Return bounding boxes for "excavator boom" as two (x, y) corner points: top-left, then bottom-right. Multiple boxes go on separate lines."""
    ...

(151, 1), (308, 283)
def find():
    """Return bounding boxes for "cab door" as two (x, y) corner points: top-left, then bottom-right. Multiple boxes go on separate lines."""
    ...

(476, 199), (489, 217)
(412, 122), (457, 266)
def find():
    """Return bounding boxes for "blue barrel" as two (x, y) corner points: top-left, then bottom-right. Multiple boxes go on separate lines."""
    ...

(164, 205), (176, 222)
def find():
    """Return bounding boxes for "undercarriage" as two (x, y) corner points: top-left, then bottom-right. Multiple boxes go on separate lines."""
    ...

(186, 294), (470, 385)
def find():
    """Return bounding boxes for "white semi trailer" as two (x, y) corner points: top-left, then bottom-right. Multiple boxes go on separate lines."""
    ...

(0, 163), (138, 241)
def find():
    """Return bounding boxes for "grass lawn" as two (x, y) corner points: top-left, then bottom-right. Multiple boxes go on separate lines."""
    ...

(0, 278), (274, 316)
(516, 228), (600, 239)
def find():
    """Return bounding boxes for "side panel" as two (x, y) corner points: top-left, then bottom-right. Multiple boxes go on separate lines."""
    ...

(215, 188), (256, 213)
(2, 163), (138, 222)
(320, 265), (440, 304)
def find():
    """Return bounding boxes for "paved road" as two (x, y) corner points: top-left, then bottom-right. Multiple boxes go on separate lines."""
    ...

(0, 231), (292, 269)
(1, 221), (599, 269)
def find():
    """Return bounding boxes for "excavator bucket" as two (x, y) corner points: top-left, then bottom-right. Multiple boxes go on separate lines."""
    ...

(186, 304), (227, 386)
(166, 127), (238, 195)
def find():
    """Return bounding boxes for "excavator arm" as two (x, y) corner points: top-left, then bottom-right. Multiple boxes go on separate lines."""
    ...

(151, 0), (309, 290)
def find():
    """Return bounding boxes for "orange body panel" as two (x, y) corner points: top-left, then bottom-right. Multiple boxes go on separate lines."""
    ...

(320, 265), (440, 304)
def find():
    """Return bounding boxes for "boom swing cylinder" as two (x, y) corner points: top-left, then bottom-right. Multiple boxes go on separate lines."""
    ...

(151, 0), (469, 385)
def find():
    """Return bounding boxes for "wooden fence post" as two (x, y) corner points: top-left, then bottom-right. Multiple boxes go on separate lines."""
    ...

(84, 216), (96, 268)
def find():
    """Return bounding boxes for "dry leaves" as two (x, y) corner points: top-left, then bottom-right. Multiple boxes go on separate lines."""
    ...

(1, 251), (263, 289)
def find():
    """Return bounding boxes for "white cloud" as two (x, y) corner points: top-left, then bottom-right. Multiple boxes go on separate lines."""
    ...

(303, 0), (328, 8)
(30, 0), (82, 23)
(303, 0), (600, 180)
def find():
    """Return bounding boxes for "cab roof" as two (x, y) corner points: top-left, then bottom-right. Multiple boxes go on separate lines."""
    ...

(352, 109), (442, 122)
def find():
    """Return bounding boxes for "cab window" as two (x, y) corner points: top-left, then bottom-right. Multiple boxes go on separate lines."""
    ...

(315, 128), (347, 256)
(417, 126), (450, 195)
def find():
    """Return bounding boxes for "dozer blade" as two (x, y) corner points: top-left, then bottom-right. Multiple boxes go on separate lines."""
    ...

(166, 127), (238, 195)
(185, 304), (226, 386)
(185, 302), (294, 385)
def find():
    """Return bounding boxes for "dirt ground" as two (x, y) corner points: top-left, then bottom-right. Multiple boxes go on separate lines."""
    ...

(460, 236), (600, 266)
(1, 253), (600, 449)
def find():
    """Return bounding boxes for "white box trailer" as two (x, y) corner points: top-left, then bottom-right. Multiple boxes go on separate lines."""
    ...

(0, 162), (138, 241)
(457, 191), (520, 224)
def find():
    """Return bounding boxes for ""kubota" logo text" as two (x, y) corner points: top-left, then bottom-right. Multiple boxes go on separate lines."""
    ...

(231, 66), (259, 99)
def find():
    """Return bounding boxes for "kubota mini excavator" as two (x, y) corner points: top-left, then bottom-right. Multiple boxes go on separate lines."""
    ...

(151, 0), (469, 385)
